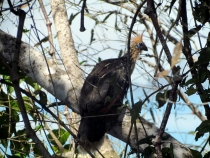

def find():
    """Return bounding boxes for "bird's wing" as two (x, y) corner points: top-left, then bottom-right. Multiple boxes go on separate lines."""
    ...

(79, 57), (129, 116)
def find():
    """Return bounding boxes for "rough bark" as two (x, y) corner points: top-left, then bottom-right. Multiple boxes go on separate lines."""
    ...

(50, 0), (83, 108)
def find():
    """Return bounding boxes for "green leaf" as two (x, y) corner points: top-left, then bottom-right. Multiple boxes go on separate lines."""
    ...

(48, 129), (70, 146)
(51, 146), (59, 154)
(195, 132), (204, 141)
(34, 90), (47, 105)
(195, 120), (210, 133)
(156, 92), (167, 108)
(102, 12), (114, 23)
(185, 78), (197, 86)
(190, 149), (202, 158)
(195, 120), (210, 141)
(185, 86), (197, 96)
(89, 29), (95, 45)
(24, 76), (39, 90)
(16, 129), (27, 138)
(11, 100), (20, 111)
(23, 29), (29, 33)
(68, 12), (80, 25)
(79, 60), (87, 65)
(199, 70), (207, 83)
(6, 155), (22, 158)
(34, 36), (49, 47)
(34, 125), (42, 131)
(130, 100), (143, 123)
(8, 85), (14, 93)
(143, 146), (155, 158)
(188, 131), (196, 135)
(170, 143), (174, 158)
(118, 49), (123, 58)
(196, 47), (210, 65)
(10, 110), (19, 135)
(143, 89), (150, 103)
(98, 57), (102, 62)
(11, 129), (30, 156)
(0, 89), (13, 107)
(149, 108), (156, 123)
(187, 25), (202, 38)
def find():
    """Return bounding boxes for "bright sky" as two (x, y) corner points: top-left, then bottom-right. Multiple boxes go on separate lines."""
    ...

(1, 0), (209, 156)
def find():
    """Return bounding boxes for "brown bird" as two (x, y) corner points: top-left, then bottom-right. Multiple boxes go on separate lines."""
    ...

(78, 34), (148, 143)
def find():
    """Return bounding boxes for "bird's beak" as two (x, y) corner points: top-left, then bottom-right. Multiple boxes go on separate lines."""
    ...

(141, 42), (148, 51)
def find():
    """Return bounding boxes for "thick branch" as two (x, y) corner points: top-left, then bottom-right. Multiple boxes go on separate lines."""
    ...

(50, 0), (84, 107)
(0, 29), (80, 113)
(108, 108), (193, 158)
(0, 30), (193, 158)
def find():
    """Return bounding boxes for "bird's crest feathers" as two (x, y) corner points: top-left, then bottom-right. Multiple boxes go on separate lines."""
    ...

(131, 31), (145, 46)
(130, 31), (146, 62)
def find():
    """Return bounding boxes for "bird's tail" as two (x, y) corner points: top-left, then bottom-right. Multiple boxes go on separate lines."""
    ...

(78, 117), (106, 143)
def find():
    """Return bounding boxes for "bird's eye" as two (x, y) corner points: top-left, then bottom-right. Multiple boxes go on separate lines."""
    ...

(135, 42), (148, 51)
(135, 43), (142, 49)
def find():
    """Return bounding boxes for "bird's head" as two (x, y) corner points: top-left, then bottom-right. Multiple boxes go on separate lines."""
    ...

(130, 32), (148, 62)
(131, 33), (148, 51)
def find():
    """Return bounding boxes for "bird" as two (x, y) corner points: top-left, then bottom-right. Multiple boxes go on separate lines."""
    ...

(78, 33), (148, 144)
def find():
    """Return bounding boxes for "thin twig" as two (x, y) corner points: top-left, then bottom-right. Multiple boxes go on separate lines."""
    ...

(38, 0), (56, 62)
(154, 82), (179, 158)
(1, 1), (32, 12)
(126, 1), (146, 157)
(189, 0), (202, 49)
(178, 90), (206, 121)
(181, 0), (210, 119)
(7, 0), (52, 157)
(144, 1), (181, 157)
(155, 0), (182, 76)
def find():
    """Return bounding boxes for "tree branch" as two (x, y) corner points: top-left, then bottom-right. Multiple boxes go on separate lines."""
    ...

(0, 28), (193, 158)
(6, 1), (51, 156)
(38, 0), (56, 62)
(181, 0), (210, 120)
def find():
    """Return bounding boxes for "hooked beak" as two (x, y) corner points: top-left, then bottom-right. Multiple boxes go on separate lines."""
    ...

(141, 42), (148, 51)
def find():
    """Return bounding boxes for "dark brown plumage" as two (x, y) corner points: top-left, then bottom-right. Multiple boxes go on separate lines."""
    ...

(78, 34), (148, 143)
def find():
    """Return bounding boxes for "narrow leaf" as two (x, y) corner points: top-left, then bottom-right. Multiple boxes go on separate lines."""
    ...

(102, 12), (114, 23)
(131, 100), (143, 123)
(188, 25), (202, 38)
